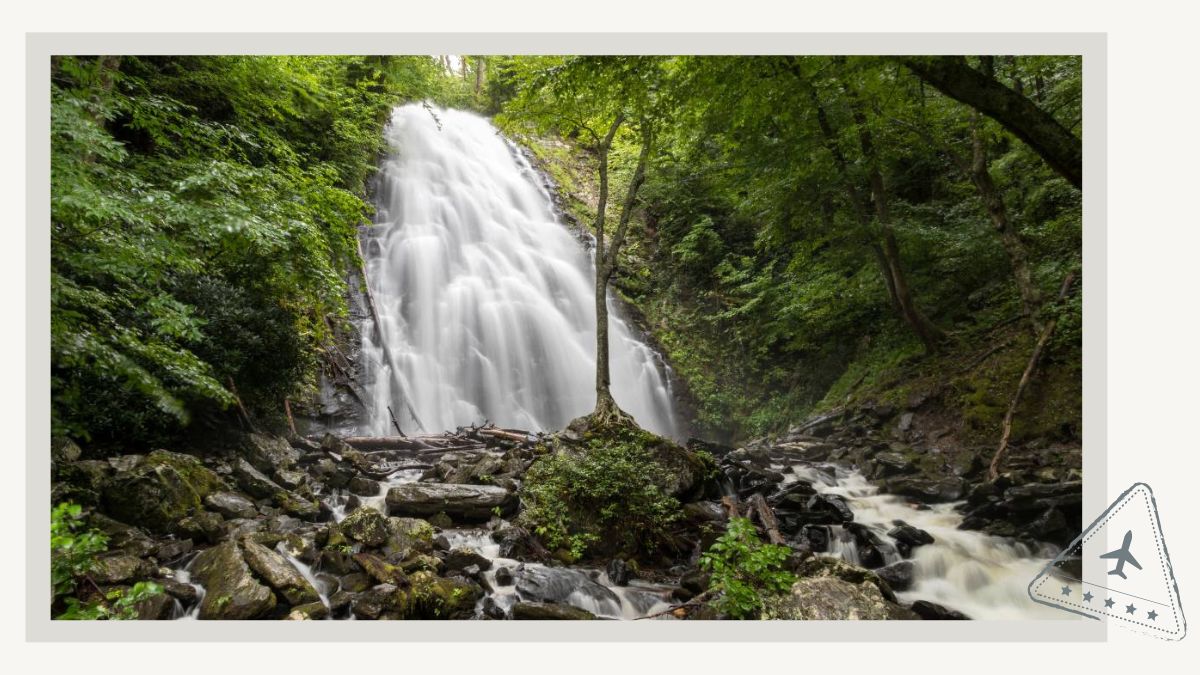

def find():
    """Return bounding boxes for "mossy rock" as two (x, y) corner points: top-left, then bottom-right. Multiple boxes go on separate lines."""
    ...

(190, 541), (276, 619)
(340, 507), (390, 547)
(101, 451), (224, 534)
(399, 571), (481, 619)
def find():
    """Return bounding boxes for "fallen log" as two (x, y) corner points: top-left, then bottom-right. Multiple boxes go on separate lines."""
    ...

(749, 493), (787, 546)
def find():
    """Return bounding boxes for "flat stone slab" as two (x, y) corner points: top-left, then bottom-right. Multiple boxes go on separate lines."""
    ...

(385, 482), (516, 521)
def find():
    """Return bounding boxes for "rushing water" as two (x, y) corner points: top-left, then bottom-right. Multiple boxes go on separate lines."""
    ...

(359, 104), (680, 438)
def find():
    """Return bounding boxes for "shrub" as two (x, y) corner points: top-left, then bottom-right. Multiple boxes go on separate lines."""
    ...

(700, 517), (795, 619)
(51, 502), (163, 620)
(519, 435), (682, 561)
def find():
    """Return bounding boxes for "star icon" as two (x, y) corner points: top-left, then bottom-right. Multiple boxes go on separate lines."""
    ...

(1104, 597), (1115, 608)
(1082, 591), (1094, 603)
(1126, 603), (1137, 615)
(1147, 610), (1158, 621)
(1061, 585), (1072, 596)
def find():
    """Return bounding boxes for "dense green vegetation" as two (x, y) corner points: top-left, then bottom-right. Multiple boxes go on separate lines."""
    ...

(51, 502), (164, 619)
(700, 517), (796, 619)
(491, 55), (1082, 442)
(51, 55), (451, 450)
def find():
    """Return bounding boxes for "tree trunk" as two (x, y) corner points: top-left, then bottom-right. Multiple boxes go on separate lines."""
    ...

(968, 111), (1044, 332)
(899, 56), (1082, 190)
(474, 57), (485, 95)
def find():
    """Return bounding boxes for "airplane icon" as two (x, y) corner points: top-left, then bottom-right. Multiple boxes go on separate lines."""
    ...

(1100, 529), (1143, 580)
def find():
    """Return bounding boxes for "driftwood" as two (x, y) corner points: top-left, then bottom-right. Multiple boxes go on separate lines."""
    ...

(386, 405), (407, 438)
(749, 493), (787, 546)
(284, 399), (298, 437)
(227, 377), (256, 432)
(636, 588), (717, 620)
(988, 270), (1079, 481)
(721, 495), (742, 520)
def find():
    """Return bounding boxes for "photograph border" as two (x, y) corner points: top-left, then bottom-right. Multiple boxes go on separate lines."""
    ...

(26, 31), (1106, 642)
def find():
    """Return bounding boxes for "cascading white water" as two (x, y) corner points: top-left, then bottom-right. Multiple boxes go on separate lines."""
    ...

(360, 104), (680, 439)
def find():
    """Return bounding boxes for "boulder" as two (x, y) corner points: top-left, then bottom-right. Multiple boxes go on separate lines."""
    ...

(232, 458), (283, 500)
(887, 521), (935, 550)
(339, 507), (390, 547)
(101, 451), (224, 534)
(203, 491), (258, 520)
(285, 602), (330, 620)
(190, 541), (276, 619)
(806, 494), (855, 523)
(385, 483), (516, 521)
(872, 452), (913, 479)
(348, 475), (381, 497)
(793, 556), (897, 603)
(383, 517), (436, 560)
(445, 547), (492, 573)
(512, 602), (596, 620)
(353, 552), (408, 586)
(241, 539), (321, 607)
(177, 511), (224, 544)
(242, 433), (300, 474)
(875, 560), (915, 591)
(134, 591), (176, 620)
(274, 491), (321, 520)
(882, 476), (966, 503)
(606, 558), (631, 586)
(762, 576), (892, 620)
(909, 600), (969, 620)
(494, 566), (515, 586)
(90, 554), (151, 585)
(274, 469), (308, 491)
(155, 538), (194, 564)
(516, 565), (621, 617)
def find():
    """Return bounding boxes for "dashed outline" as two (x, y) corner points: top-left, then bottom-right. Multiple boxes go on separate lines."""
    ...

(1027, 482), (1186, 640)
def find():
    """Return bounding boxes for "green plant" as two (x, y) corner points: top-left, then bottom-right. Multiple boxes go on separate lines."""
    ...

(700, 517), (795, 619)
(519, 434), (682, 561)
(52, 502), (164, 620)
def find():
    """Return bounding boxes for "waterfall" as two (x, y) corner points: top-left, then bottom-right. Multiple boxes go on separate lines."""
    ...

(360, 104), (681, 439)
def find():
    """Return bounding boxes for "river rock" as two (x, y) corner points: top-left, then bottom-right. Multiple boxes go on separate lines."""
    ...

(203, 491), (258, 520)
(494, 566), (514, 586)
(806, 493), (855, 523)
(512, 602), (597, 620)
(353, 552), (408, 586)
(241, 539), (321, 607)
(385, 483), (517, 521)
(274, 469), (308, 491)
(909, 600), (969, 620)
(516, 565), (621, 616)
(887, 521), (935, 551)
(232, 458), (283, 500)
(101, 450), (225, 534)
(445, 547), (492, 573)
(177, 511), (224, 544)
(285, 601), (330, 620)
(875, 560), (915, 591)
(882, 476), (965, 503)
(872, 451), (913, 479)
(793, 556), (897, 603)
(243, 433), (300, 474)
(348, 475), (380, 496)
(90, 554), (151, 584)
(134, 591), (176, 620)
(339, 507), (390, 547)
(190, 540), (277, 619)
(383, 517), (436, 560)
(762, 576), (893, 620)
(606, 558), (632, 586)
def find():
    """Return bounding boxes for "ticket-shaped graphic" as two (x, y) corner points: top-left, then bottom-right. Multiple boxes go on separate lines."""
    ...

(1029, 483), (1186, 639)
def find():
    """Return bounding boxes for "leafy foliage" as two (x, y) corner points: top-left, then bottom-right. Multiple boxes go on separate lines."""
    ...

(699, 517), (796, 619)
(51, 56), (443, 449)
(519, 431), (682, 561)
(51, 502), (164, 620)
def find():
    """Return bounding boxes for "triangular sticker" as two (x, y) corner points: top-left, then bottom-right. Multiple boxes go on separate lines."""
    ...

(1029, 482), (1186, 639)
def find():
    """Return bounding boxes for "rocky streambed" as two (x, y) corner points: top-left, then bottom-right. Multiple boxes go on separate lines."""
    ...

(50, 406), (1082, 621)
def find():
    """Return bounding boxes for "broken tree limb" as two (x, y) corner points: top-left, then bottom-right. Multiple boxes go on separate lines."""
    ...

(284, 398), (298, 437)
(386, 405), (407, 438)
(988, 269), (1079, 481)
(356, 235), (427, 433)
(227, 377), (256, 432)
(749, 493), (787, 546)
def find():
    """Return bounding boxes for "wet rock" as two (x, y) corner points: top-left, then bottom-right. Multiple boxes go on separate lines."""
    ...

(351, 583), (396, 619)
(1021, 506), (1070, 544)
(386, 483), (517, 521)
(512, 602), (597, 620)
(222, 518), (263, 540)
(87, 512), (157, 557)
(887, 521), (935, 551)
(802, 525), (829, 553)
(845, 523), (888, 569)
(433, 534), (452, 551)
(339, 572), (373, 593)
(55, 460), (111, 505)
(91, 554), (151, 584)
(52, 437), (84, 464)
(405, 571), (482, 619)
(383, 517), (436, 560)
(328, 590), (354, 615)
(203, 491), (258, 520)
(243, 433), (300, 474)
(909, 600), (969, 620)
(348, 475), (380, 497)
(159, 577), (199, 604)
(494, 566), (515, 586)
(516, 565), (621, 614)
(177, 511), (224, 544)
(232, 458), (283, 500)
(897, 412), (914, 433)
(319, 549), (362, 576)
(482, 596), (507, 619)
(339, 507), (390, 547)
(134, 591), (176, 620)
(806, 493), (855, 523)
(274, 491), (321, 520)
(155, 538), (194, 564)
(679, 568), (710, 596)
(762, 576), (892, 620)
(793, 556), (897, 603)
(398, 553), (444, 574)
(285, 601), (330, 620)
(875, 560), (915, 591)
(101, 451), (225, 534)
(606, 558), (632, 586)
(190, 540), (277, 619)
(872, 452), (913, 479)
(445, 547), (492, 573)
(1001, 481), (1081, 512)
(353, 552), (408, 586)
(274, 469), (308, 491)
(882, 476), (965, 503)
(241, 539), (321, 607)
